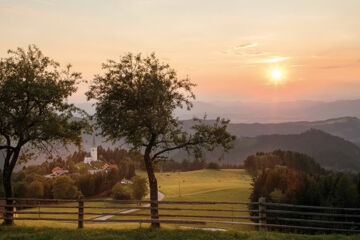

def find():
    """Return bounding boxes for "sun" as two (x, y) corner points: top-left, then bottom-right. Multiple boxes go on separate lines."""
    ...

(271, 69), (282, 80)
(269, 68), (284, 85)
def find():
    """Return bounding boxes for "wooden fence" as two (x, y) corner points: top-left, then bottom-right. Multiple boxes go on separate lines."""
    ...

(1, 197), (360, 233)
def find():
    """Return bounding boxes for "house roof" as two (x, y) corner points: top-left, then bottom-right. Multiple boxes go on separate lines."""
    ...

(52, 167), (62, 173)
(109, 164), (118, 169)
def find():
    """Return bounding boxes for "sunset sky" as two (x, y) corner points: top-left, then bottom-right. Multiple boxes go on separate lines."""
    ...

(1, 0), (360, 103)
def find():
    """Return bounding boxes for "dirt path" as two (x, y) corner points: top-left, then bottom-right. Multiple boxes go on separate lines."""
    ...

(93, 191), (165, 221)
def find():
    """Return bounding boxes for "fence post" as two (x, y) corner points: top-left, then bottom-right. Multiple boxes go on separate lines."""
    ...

(259, 197), (266, 231)
(78, 196), (84, 229)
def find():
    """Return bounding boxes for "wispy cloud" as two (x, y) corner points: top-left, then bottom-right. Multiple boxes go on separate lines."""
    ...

(221, 42), (266, 56)
(234, 42), (258, 49)
(259, 56), (291, 63)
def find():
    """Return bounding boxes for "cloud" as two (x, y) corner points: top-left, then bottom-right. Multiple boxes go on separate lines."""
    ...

(221, 42), (266, 56)
(234, 42), (258, 49)
(259, 56), (291, 63)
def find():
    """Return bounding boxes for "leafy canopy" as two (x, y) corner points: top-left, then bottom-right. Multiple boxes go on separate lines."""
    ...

(0, 45), (88, 159)
(87, 53), (235, 160)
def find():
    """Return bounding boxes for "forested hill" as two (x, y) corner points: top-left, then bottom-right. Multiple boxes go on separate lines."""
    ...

(171, 129), (360, 172)
(182, 116), (360, 146)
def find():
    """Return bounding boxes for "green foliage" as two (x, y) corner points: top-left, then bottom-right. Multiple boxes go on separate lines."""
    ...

(52, 176), (79, 199)
(244, 150), (324, 177)
(13, 181), (28, 198)
(131, 176), (148, 200)
(28, 181), (44, 198)
(87, 52), (235, 161)
(111, 183), (132, 200)
(207, 162), (220, 170)
(0, 45), (89, 204)
(247, 151), (360, 233)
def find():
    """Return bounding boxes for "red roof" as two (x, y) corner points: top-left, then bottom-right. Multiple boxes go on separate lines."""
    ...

(102, 164), (109, 170)
(109, 164), (118, 169)
(52, 167), (62, 173)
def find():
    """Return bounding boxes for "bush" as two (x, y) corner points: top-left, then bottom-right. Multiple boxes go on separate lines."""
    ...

(14, 181), (28, 198)
(28, 181), (44, 198)
(131, 176), (148, 200)
(112, 183), (132, 200)
(207, 162), (220, 170)
(52, 176), (79, 199)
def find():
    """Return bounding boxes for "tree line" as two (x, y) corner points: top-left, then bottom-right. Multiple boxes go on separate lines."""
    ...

(245, 150), (360, 232)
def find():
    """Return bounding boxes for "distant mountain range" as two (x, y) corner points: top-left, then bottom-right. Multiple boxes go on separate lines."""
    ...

(3, 116), (360, 172)
(194, 116), (360, 146)
(77, 98), (360, 123)
(175, 99), (360, 123)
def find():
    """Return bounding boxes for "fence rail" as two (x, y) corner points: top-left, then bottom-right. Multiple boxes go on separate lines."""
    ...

(1, 197), (360, 233)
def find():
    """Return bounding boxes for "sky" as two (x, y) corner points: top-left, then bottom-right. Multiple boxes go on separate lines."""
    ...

(0, 0), (360, 104)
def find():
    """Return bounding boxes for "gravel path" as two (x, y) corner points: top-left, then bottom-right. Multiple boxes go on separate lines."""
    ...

(93, 191), (165, 221)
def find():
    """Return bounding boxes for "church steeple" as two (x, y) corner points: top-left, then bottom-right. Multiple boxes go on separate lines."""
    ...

(92, 135), (96, 147)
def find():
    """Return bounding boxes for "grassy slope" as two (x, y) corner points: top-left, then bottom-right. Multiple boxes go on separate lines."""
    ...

(0, 227), (358, 240)
(13, 169), (253, 230)
(111, 169), (254, 231)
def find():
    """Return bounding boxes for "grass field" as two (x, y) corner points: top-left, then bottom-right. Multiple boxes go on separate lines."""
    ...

(11, 169), (253, 231)
(0, 227), (358, 240)
(120, 169), (254, 231)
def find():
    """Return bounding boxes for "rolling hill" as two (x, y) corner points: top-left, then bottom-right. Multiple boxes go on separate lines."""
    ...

(171, 129), (360, 172)
(182, 117), (360, 146)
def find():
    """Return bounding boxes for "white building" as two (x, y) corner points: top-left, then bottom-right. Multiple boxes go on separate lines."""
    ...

(84, 147), (97, 164)
(84, 136), (98, 164)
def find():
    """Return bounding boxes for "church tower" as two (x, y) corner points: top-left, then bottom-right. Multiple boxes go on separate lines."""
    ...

(90, 136), (97, 161)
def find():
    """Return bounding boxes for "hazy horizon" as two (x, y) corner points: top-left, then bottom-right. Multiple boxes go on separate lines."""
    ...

(1, 0), (360, 105)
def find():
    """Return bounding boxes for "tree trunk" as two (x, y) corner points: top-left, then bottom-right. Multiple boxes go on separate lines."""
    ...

(144, 150), (160, 228)
(3, 166), (14, 225)
(2, 148), (19, 226)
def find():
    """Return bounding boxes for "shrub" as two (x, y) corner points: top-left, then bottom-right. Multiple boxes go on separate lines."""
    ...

(131, 176), (148, 200)
(14, 181), (28, 198)
(207, 162), (220, 170)
(112, 183), (132, 200)
(53, 176), (79, 199)
(28, 181), (44, 198)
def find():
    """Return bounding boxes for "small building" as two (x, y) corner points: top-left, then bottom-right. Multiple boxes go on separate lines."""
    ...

(84, 147), (98, 164)
(102, 164), (118, 173)
(45, 167), (69, 178)
(121, 178), (133, 185)
(84, 136), (98, 164)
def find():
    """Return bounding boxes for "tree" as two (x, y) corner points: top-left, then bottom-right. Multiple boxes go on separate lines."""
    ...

(111, 183), (132, 200)
(28, 181), (44, 198)
(52, 176), (79, 199)
(0, 45), (88, 224)
(131, 176), (148, 201)
(87, 53), (235, 227)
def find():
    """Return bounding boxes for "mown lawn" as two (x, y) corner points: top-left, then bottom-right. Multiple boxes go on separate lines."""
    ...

(0, 227), (358, 240)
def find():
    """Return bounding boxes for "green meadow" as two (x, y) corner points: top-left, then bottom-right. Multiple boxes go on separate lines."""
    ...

(10, 169), (253, 231)
(0, 227), (358, 240)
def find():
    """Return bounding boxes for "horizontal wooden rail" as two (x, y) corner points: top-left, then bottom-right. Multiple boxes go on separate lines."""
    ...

(1, 210), (259, 220)
(270, 217), (360, 226)
(0, 198), (257, 205)
(0, 204), (78, 209)
(0, 204), (256, 213)
(1, 197), (77, 202)
(84, 199), (258, 205)
(264, 202), (360, 212)
(3, 197), (360, 233)
(267, 209), (360, 218)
